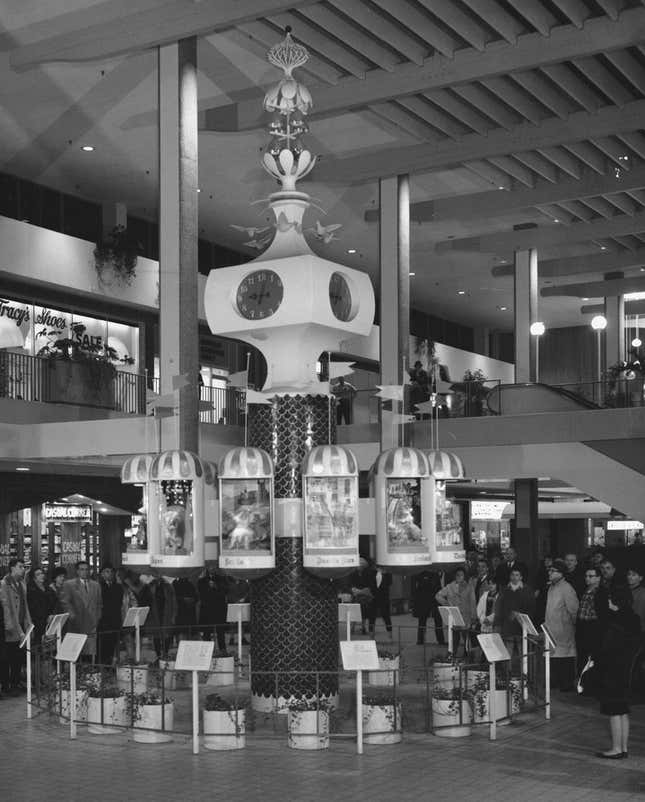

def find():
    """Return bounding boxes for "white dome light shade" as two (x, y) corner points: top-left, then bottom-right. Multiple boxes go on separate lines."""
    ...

(529, 321), (545, 336)
(591, 315), (608, 331)
(632, 337), (642, 348)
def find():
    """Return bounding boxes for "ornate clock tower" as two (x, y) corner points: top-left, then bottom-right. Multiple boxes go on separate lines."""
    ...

(204, 31), (375, 708)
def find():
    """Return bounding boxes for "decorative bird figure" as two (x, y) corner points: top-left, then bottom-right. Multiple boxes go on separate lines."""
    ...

(308, 220), (342, 244)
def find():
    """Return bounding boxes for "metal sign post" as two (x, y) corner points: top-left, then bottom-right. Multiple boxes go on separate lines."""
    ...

(55, 633), (88, 740)
(477, 633), (512, 742)
(226, 603), (250, 675)
(514, 612), (538, 703)
(20, 624), (35, 720)
(174, 640), (215, 755)
(340, 640), (380, 755)
(123, 607), (150, 664)
(541, 623), (556, 721)
(338, 603), (362, 641)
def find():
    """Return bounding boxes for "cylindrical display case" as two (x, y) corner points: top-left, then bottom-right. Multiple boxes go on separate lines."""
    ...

(120, 454), (154, 567)
(426, 450), (467, 564)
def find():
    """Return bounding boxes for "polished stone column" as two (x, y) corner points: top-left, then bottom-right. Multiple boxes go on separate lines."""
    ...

(158, 38), (199, 452)
(513, 244), (538, 383)
(379, 175), (410, 449)
(513, 478), (539, 575)
(605, 293), (625, 367)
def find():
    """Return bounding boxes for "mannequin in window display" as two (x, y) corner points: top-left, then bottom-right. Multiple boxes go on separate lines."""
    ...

(163, 507), (188, 555)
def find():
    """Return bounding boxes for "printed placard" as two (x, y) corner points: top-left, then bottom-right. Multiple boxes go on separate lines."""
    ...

(56, 633), (87, 663)
(513, 612), (539, 636)
(45, 613), (69, 637)
(122, 606), (150, 628)
(19, 623), (35, 649)
(175, 640), (215, 672)
(477, 633), (511, 663)
(541, 623), (557, 649)
(438, 606), (466, 627)
(338, 603), (363, 623)
(226, 603), (251, 623)
(340, 639), (380, 671)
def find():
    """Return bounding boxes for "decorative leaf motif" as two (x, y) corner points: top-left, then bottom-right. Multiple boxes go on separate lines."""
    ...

(279, 149), (294, 175)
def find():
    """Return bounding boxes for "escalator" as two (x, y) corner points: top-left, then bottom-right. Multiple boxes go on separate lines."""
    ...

(487, 382), (602, 415)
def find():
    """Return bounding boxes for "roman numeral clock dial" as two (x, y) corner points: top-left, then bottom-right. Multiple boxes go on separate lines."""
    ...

(236, 270), (284, 319)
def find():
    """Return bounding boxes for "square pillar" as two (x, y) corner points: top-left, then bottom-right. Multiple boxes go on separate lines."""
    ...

(513, 478), (539, 578)
(514, 247), (538, 383)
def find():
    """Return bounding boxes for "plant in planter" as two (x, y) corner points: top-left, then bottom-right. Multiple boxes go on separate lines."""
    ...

(94, 225), (142, 287)
(605, 357), (645, 407)
(465, 670), (522, 725)
(431, 684), (473, 738)
(203, 693), (247, 751)
(116, 658), (151, 695)
(361, 691), (402, 745)
(87, 684), (128, 735)
(204, 649), (235, 688)
(366, 647), (401, 687)
(451, 368), (489, 417)
(49, 665), (97, 723)
(287, 697), (331, 751)
(126, 690), (174, 744)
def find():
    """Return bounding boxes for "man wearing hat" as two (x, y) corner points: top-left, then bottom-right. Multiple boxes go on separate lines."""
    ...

(545, 558), (579, 692)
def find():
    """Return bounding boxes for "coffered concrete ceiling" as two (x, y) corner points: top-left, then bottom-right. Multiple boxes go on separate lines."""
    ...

(2, 0), (645, 333)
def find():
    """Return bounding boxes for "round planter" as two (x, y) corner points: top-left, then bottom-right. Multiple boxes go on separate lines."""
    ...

(205, 656), (235, 687)
(287, 709), (330, 750)
(57, 690), (88, 724)
(87, 695), (128, 734)
(473, 690), (510, 724)
(158, 660), (190, 691)
(431, 698), (472, 738)
(133, 702), (174, 744)
(366, 657), (399, 687)
(203, 708), (246, 751)
(116, 665), (149, 695)
(432, 662), (462, 691)
(362, 703), (402, 745)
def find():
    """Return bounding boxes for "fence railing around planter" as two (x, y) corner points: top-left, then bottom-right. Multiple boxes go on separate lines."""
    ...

(28, 632), (548, 748)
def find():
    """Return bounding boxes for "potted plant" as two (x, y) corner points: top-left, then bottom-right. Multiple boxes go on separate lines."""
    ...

(94, 225), (141, 287)
(431, 684), (473, 738)
(50, 664), (97, 724)
(158, 656), (190, 691)
(205, 649), (235, 688)
(87, 684), (128, 735)
(429, 654), (464, 691)
(127, 690), (174, 744)
(37, 322), (133, 408)
(362, 691), (402, 745)
(451, 369), (489, 417)
(116, 657), (150, 695)
(203, 693), (247, 751)
(366, 647), (400, 687)
(465, 669), (521, 725)
(606, 358), (645, 407)
(287, 697), (330, 750)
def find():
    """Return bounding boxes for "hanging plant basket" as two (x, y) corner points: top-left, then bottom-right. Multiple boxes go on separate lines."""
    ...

(94, 225), (141, 287)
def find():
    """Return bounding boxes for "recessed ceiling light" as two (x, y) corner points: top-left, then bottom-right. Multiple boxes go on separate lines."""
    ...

(81, 145), (94, 152)
(582, 297), (590, 301)
(347, 248), (356, 254)
(197, 188), (201, 193)
(499, 259), (507, 264)
(600, 245), (607, 250)
(618, 154), (629, 162)
(458, 290), (465, 295)
(499, 306), (508, 311)
(497, 186), (505, 190)
(553, 218), (560, 223)
(641, 267), (645, 272)
(15, 466), (30, 472)
(409, 272), (416, 277)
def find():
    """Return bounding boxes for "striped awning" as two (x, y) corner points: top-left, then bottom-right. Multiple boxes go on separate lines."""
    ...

(120, 454), (154, 484)
(302, 444), (357, 477)
(149, 449), (207, 481)
(426, 450), (466, 480)
(219, 447), (273, 479)
(371, 446), (429, 477)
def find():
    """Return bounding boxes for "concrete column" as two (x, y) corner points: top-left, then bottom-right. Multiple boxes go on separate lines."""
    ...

(379, 175), (410, 449)
(513, 246), (538, 383)
(473, 326), (490, 357)
(513, 478), (539, 578)
(158, 39), (199, 452)
(605, 294), (625, 367)
(101, 202), (127, 236)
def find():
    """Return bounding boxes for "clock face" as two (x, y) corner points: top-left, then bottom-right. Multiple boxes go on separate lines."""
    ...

(329, 272), (357, 322)
(236, 270), (284, 320)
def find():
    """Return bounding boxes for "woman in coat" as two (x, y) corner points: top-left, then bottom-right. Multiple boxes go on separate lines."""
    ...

(435, 566), (477, 656)
(26, 567), (56, 645)
(545, 559), (579, 691)
(593, 586), (641, 759)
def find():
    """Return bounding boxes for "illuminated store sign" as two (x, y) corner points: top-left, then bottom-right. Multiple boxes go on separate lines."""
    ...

(44, 504), (92, 522)
(471, 500), (508, 521)
(607, 520), (644, 531)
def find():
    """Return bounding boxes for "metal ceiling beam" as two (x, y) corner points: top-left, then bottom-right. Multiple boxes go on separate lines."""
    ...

(436, 209), (645, 253)
(10, 0), (316, 68)
(541, 276), (645, 297)
(582, 300), (645, 314)
(364, 164), (645, 223)
(200, 7), (645, 132)
(492, 246), (645, 277)
(315, 98), (645, 183)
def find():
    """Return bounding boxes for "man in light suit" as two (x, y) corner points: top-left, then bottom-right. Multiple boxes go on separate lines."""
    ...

(0, 558), (32, 693)
(62, 560), (102, 662)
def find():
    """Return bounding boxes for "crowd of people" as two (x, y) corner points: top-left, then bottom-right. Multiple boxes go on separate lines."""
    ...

(0, 558), (250, 698)
(412, 546), (645, 760)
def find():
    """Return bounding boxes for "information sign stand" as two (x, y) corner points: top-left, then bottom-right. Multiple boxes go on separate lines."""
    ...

(122, 607), (150, 664)
(438, 606), (465, 657)
(513, 612), (538, 702)
(338, 603), (362, 641)
(55, 633), (88, 740)
(19, 624), (35, 719)
(175, 640), (215, 755)
(46, 613), (69, 675)
(226, 603), (251, 674)
(541, 623), (556, 721)
(340, 640), (380, 755)
(476, 633), (511, 742)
